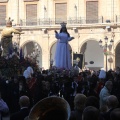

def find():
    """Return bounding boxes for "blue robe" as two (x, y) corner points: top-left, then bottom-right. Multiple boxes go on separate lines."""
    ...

(54, 32), (73, 69)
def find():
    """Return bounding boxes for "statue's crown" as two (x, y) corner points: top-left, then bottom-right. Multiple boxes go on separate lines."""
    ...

(60, 22), (67, 28)
(6, 17), (13, 27)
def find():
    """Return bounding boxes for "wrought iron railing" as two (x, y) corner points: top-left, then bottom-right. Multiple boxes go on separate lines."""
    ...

(19, 18), (67, 26)
(67, 16), (103, 24)
(0, 21), (6, 26)
(2, 15), (120, 26)
(0, 16), (103, 26)
(19, 16), (103, 26)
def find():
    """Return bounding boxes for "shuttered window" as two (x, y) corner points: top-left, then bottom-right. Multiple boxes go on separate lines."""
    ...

(0, 5), (6, 26)
(86, 1), (98, 23)
(26, 4), (37, 25)
(55, 3), (67, 24)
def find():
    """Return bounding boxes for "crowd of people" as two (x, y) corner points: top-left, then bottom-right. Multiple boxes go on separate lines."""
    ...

(0, 65), (120, 120)
(0, 20), (120, 120)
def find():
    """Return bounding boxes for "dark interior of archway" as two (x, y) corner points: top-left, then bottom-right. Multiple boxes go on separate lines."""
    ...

(80, 42), (87, 54)
(23, 42), (34, 56)
(50, 42), (72, 61)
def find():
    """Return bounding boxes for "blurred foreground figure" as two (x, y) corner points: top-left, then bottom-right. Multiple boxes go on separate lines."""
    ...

(0, 91), (9, 120)
(10, 95), (30, 120)
(102, 95), (119, 120)
(110, 108), (120, 120)
(26, 96), (71, 120)
(70, 94), (87, 120)
(82, 106), (100, 120)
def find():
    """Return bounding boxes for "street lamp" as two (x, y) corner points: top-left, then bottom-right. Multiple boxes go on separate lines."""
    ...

(99, 36), (114, 71)
(50, 59), (54, 69)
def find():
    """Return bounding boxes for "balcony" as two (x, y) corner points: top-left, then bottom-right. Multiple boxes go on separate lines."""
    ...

(1, 16), (120, 27)
(68, 16), (103, 24)
(19, 16), (103, 26)
(0, 21), (6, 26)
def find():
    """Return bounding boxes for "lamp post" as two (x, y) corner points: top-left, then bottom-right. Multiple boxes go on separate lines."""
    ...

(50, 59), (53, 69)
(99, 36), (114, 71)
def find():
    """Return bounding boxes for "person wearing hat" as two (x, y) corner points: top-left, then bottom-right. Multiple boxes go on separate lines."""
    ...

(1, 17), (24, 56)
(54, 22), (74, 70)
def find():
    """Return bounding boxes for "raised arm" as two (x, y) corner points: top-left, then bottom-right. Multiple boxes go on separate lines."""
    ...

(55, 30), (60, 39)
(68, 37), (74, 41)
(12, 27), (24, 34)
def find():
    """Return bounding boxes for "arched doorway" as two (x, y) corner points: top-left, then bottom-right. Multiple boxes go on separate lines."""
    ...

(80, 40), (104, 71)
(115, 42), (120, 67)
(21, 41), (42, 68)
(50, 42), (72, 66)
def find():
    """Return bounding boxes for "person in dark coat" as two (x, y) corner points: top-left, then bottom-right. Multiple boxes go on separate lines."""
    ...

(110, 108), (120, 120)
(82, 106), (100, 120)
(70, 94), (87, 120)
(10, 95), (30, 120)
(102, 95), (119, 120)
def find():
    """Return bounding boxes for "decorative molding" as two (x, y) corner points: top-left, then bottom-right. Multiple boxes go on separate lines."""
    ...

(73, 28), (78, 33)
(24, 0), (39, 2)
(42, 28), (48, 34)
(86, 0), (98, 1)
(0, 0), (9, 2)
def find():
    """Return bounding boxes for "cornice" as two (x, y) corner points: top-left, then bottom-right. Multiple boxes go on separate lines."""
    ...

(0, 23), (119, 31)
(0, 0), (8, 2)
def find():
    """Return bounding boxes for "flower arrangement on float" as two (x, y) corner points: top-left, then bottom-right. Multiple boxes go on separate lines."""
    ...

(0, 52), (39, 78)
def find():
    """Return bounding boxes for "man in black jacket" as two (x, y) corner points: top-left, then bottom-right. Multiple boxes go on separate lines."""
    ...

(10, 95), (30, 120)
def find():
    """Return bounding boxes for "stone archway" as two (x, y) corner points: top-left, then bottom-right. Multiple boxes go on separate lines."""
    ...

(80, 40), (104, 71)
(115, 42), (120, 67)
(50, 42), (72, 66)
(21, 41), (42, 68)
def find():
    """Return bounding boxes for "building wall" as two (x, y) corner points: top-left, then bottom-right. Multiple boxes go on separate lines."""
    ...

(0, 0), (120, 70)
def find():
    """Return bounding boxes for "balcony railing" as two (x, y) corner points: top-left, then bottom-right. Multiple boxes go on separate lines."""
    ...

(19, 16), (103, 26)
(2, 15), (120, 27)
(0, 21), (6, 26)
(0, 16), (103, 26)
(67, 16), (103, 24)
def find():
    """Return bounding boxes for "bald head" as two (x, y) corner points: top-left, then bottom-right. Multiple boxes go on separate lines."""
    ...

(74, 94), (87, 111)
(107, 95), (119, 109)
(110, 108), (120, 120)
(105, 81), (113, 91)
(19, 96), (30, 108)
(82, 106), (99, 120)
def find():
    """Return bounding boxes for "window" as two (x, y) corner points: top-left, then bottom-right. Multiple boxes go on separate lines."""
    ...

(86, 1), (98, 23)
(55, 3), (67, 24)
(26, 4), (37, 25)
(0, 5), (6, 26)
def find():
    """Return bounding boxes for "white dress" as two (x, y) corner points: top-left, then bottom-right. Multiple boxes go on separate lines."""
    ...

(54, 32), (73, 69)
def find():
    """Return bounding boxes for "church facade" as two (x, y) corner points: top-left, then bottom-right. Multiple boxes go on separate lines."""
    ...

(0, 0), (120, 71)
